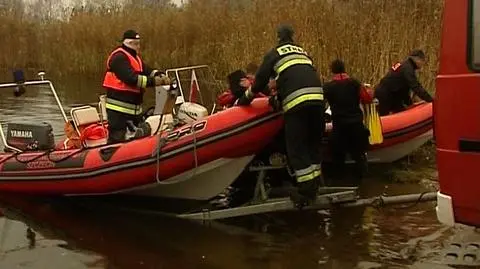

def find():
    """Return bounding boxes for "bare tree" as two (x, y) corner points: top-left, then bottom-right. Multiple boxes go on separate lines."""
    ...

(0, 0), (25, 17)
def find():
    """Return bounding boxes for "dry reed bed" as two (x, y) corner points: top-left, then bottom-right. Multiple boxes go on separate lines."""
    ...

(0, 0), (443, 94)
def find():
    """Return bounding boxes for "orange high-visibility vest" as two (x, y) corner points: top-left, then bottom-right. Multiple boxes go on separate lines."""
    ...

(102, 47), (144, 93)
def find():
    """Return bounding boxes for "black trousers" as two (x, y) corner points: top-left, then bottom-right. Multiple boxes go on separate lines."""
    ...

(284, 105), (325, 184)
(329, 121), (370, 180)
(107, 109), (142, 144)
(375, 90), (407, 116)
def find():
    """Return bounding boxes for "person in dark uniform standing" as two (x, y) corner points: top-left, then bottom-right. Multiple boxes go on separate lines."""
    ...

(323, 59), (371, 182)
(237, 24), (326, 207)
(374, 49), (434, 116)
(103, 29), (171, 143)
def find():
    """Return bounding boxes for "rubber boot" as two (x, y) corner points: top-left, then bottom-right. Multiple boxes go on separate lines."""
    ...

(353, 153), (368, 185)
(134, 122), (152, 139)
(289, 190), (308, 209)
(315, 175), (327, 194)
(107, 129), (127, 144)
(299, 179), (318, 200)
(289, 178), (320, 209)
(332, 160), (346, 182)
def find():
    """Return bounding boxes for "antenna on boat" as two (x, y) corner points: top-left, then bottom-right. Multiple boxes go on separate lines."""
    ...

(37, 71), (46, 81)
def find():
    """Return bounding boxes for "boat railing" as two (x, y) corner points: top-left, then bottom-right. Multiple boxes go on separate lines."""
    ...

(0, 71), (69, 153)
(165, 65), (223, 115)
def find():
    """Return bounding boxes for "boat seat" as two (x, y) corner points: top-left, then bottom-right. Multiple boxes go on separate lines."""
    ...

(145, 114), (174, 135)
(70, 106), (108, 148)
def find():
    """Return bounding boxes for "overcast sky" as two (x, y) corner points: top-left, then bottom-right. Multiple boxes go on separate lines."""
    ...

(22, 0), (188, 7)
(20, 0), (189, 20)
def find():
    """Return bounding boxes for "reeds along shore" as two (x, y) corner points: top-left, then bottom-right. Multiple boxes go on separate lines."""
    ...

(0, 0), (443, 94)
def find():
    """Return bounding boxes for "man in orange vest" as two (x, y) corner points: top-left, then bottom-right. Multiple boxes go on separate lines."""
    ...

(103, 29), (171, 143)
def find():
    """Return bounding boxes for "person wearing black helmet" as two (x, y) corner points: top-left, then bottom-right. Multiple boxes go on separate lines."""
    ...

(374, 49), (434, 116)
(103, 29), (171, 143)
(237, 24), (326, 208)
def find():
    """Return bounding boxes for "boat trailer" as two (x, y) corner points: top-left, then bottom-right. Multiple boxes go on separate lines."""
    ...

(174, 164), (438, 221)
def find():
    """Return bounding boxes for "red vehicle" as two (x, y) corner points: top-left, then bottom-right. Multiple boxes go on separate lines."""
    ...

(435, 0), (480, 227)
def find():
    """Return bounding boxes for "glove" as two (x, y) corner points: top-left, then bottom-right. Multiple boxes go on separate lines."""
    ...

(236, 95), (253, 106)
(236, 88), (254, 106)
(268, 95), (281, 111)
(155, 75), (171, 86)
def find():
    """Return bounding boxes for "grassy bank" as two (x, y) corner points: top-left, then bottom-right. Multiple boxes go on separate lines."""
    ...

(0, 0), (443, 94)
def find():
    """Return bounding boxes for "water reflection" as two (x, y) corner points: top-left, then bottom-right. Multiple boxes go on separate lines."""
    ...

(0, 178), (449, 269)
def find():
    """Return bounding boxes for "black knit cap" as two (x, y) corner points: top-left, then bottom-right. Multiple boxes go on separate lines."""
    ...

(330, 59), (346, 74)
(121, 29), (140, 41)
(409, 49), (425, 60)
(277, 24), (294, 42)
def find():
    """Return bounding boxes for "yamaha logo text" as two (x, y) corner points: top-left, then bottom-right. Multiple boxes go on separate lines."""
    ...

(10, 130), (33, 138)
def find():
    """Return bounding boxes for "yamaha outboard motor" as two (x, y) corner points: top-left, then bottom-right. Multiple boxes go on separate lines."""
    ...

(6, 121), (55, 151)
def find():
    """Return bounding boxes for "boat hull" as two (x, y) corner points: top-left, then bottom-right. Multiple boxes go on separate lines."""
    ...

(366, 129), (433, 163)
(106, 156), (254, 200)
(0, 99), (433, 200)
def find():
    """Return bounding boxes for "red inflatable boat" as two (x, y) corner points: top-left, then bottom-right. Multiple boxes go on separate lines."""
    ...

(0, 94), (283, 200)
(0, 67), (432, 201)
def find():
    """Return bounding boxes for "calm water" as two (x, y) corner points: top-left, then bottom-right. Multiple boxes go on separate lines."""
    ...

(0, 74), (470, 269)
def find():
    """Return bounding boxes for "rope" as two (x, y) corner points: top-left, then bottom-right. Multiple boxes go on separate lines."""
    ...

(154, 117), (199, 184)
(154, 116), (167, 184)
(180, 108), (200, 180)
(191, 122), (199, 179)
(152, 114), (164, 136)
(0, 147), (86, 166)
(155, 133), (164, 184)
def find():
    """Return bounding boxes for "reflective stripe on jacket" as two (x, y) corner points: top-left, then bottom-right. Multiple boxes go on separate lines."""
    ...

(274, 44), (324, 112)
(248, 42), (325, 113)
(105, 97), (143, 115)
(282, 86), (324, 112)
(102, 47), (145, 93)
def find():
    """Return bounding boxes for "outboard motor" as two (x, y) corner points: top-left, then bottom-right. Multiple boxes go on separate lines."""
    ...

(176, 102), (208, 124)
(6, 121), (55, 151)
